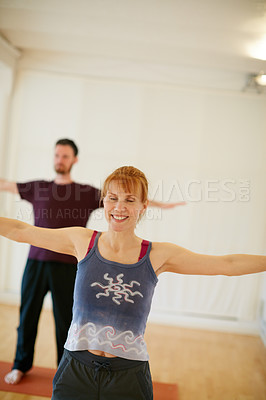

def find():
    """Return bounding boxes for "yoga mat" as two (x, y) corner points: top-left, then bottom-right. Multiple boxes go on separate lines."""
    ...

(0, 361), (178, 399)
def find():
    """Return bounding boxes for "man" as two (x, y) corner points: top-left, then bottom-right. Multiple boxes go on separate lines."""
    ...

(0, 138), (185, 384)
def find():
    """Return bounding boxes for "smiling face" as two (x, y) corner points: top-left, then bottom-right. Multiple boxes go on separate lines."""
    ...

(103, 180), (148, 233)
(54, 144), (78, 174)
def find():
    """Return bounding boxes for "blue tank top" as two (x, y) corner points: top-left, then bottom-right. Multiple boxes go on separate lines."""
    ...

(64, 232), (158, 361)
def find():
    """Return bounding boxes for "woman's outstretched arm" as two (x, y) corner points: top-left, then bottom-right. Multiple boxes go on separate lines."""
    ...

(153, 242), (266, 276)
(0, 217), (90, 260)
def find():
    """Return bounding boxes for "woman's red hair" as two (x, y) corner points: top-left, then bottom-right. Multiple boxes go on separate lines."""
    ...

(101, 166), (148, 203)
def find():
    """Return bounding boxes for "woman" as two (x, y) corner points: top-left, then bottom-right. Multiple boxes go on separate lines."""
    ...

(1, 166), (265, 400)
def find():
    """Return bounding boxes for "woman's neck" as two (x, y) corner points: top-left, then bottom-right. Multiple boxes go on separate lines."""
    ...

(103, 229), (140, 252)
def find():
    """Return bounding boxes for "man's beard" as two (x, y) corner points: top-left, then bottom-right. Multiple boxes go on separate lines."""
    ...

(54, 164), (72, 174)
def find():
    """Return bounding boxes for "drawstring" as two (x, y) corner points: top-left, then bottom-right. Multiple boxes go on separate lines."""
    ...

(92, 360), (112, 382)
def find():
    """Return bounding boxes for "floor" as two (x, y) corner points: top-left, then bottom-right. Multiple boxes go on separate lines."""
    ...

(0, 303), (265, 400)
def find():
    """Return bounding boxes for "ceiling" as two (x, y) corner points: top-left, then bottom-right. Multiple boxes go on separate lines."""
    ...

(0, 0), (266, 89)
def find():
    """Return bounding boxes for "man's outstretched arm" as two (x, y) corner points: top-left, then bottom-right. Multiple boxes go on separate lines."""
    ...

(0, 179), (18, 194)
(148, 200), (186, 209)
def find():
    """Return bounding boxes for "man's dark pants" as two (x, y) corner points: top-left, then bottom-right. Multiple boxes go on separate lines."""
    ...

(13, 259), (76, 372)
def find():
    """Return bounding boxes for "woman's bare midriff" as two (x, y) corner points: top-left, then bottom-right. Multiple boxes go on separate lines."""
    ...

(88, 349), (117, 358)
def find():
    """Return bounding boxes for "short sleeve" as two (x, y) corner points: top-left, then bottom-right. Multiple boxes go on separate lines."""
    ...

(17, 181), (37, 203)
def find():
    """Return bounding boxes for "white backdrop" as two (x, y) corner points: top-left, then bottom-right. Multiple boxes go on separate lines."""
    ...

(0, 63), (265, 335)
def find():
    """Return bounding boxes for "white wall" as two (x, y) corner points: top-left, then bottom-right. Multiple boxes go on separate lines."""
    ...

(0, 35), (20, 299)
(0, 64), (265, 335)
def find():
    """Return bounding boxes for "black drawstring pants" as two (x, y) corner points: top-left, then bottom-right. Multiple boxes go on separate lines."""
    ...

(51, 349), (153, 400)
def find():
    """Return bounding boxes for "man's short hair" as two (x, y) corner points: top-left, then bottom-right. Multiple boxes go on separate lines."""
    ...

(56, 139), (78, 156)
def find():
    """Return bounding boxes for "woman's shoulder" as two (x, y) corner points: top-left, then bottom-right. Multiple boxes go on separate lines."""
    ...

(69, 227), (95, 237)
(149, 242), (171, 274)
(69, 228), (101, 250)
(149, 241), (183, 275)
(151, 241), (175, 252)
(74, 229), (101, 262)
